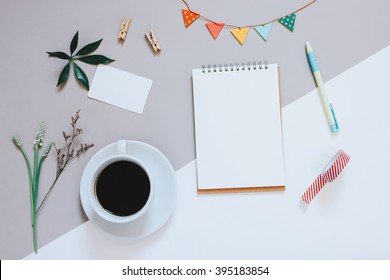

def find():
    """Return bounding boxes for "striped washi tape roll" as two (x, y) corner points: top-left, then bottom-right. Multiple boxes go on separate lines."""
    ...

(301, 150), (350, 204)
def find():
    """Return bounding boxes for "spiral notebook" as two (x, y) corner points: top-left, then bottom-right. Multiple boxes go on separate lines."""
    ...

(192, 62), (285, 193)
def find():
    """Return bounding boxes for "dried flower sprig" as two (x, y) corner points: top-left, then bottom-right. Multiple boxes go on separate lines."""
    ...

(13, 123), (53, 253)
(47, 31), (115, 90)
(36, 110), (94, 215)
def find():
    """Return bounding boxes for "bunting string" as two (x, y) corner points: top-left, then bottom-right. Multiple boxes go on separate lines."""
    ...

(181, 0), (318, 44)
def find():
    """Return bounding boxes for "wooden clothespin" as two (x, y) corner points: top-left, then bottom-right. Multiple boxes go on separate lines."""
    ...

(145, 30), (161, 53)
(119, 17), (131, 41)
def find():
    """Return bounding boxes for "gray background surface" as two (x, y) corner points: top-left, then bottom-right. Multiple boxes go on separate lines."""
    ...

(1, 0), (389, 259)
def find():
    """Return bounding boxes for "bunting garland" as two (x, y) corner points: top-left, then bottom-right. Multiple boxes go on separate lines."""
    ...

(278, 13), (297, 32)
(182, 9), (200, 28)
(181, 0), (317, 45)
(254, 23), (273, 41)
(206, 22), (225, 40)
(231, 27), (250, 45)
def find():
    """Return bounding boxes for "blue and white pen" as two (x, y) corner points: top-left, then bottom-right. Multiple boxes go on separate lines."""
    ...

(306, 41), (339, 133)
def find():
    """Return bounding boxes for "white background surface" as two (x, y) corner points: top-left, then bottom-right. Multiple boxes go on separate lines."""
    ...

(25, 46), (390, 259)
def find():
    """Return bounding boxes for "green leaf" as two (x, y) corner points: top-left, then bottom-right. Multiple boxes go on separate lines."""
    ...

(70, 31), (79, 55)
(73, 62), (89, 90)
(56, 62), (70, 87)
(76, 55), (115, 65)
(75, 39), (103, 56)
(47, 52), (70, 60)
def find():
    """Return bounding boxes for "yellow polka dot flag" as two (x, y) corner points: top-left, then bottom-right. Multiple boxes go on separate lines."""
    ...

(277, 13), (296, 32)
(206, 22), (225, 40)
(230, 27), (250, 45)
(182, 9), (200, 28)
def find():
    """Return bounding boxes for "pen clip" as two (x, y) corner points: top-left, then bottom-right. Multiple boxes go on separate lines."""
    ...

(330, 104), (339, 132)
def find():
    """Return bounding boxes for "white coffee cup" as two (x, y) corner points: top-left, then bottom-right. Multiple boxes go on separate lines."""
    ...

(87, 140), (154, 224)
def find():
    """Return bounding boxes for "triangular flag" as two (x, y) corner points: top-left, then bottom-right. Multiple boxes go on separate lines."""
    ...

(206, 22), (225, 40)
(254, 23), (273, 41)
(230, 27), (250, 45)
(278, 13), (296, 32)
(182, 9), (200, 28)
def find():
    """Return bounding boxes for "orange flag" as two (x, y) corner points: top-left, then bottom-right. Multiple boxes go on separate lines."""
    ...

(182, 9), (200, 28)
(231, 27), (250, 45)
(206, 22), (225, 40)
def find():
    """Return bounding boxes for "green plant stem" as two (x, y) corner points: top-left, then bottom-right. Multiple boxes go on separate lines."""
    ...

(35, 157), (44, 206)
(18, 146), (33, 225)
(19, 146), (33, 185)
(32, 200), (38, 254)
(35, 157), (46, 215)
(33, 144), (39, 204)
(32, 143), (39, 253)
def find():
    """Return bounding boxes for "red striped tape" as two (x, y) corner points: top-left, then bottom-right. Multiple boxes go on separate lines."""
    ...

(301, 150), (350, 204)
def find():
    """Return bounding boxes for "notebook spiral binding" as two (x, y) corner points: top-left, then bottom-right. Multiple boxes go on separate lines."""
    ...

(202, 61), (268, 73)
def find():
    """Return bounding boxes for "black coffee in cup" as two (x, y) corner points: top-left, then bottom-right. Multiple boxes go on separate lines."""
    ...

(94, 160), (151, 217)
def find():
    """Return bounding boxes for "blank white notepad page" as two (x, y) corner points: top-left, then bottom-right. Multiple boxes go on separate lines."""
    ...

(192, 64), (285, 191)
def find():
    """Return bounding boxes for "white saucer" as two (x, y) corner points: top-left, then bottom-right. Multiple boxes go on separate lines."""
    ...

(80, 140), (176, 239)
